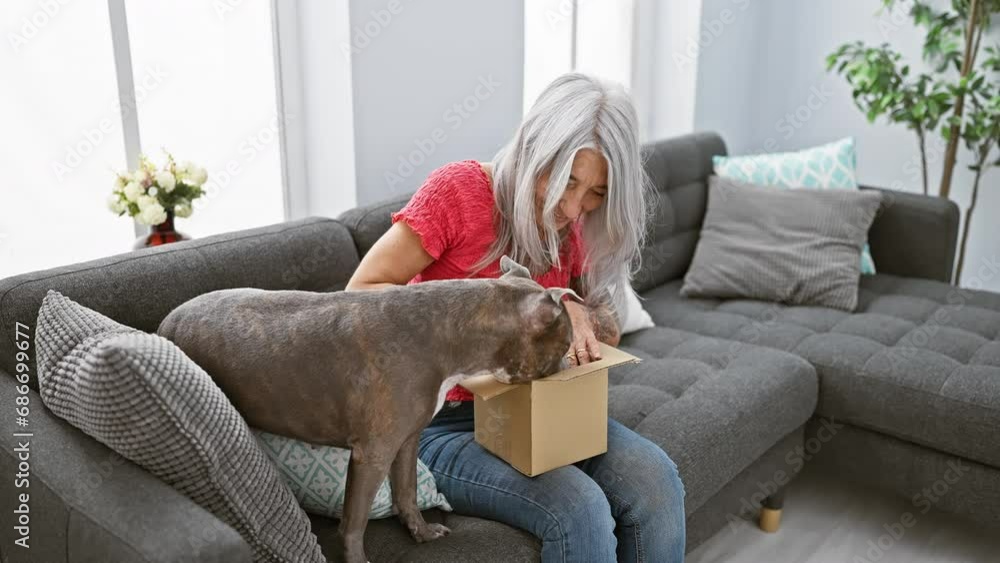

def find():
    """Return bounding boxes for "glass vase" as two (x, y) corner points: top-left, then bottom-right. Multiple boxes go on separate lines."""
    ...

(133, 210), (189, 249)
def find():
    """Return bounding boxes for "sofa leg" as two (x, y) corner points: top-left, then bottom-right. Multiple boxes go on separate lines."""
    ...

(758, 490), (784, 533)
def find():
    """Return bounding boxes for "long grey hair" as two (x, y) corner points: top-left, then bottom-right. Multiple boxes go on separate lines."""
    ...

(471, 72), (652, 316)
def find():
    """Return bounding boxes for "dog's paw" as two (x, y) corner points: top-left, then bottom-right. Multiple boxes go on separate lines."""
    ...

(411, 522), (451, 543)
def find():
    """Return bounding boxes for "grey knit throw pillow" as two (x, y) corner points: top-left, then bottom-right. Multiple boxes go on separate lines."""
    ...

(34, 290), (325, 563)
(681, 175), (883, 311)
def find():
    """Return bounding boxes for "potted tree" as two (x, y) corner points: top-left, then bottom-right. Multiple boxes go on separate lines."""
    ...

(826, 0), (999, 283)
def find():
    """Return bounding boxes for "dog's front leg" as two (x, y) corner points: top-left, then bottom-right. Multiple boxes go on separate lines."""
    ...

(390, 430), (451, 543)
(340, 445), (391, 563)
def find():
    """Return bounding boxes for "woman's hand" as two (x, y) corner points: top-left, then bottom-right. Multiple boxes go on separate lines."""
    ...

(563, 301), (604, 366)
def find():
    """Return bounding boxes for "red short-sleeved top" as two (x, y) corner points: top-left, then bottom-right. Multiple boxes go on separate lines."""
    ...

(390, 160), (586, 402)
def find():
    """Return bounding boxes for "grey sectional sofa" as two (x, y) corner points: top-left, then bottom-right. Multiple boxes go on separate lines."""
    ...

(1, 131), (996, 562)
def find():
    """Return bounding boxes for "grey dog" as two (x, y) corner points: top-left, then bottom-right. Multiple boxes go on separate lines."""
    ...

(157, 255), (581, 563)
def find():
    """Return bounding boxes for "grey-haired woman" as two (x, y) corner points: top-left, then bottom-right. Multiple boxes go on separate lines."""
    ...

(347, 72), (685, 562)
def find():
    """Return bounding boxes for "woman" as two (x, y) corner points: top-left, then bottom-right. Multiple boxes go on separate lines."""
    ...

(346, 73), (685, 562)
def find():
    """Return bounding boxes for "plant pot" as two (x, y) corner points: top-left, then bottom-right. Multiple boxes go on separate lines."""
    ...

(133, 210), (190, 249)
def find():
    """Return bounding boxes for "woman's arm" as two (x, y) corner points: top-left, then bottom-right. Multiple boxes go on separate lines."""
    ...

(584, 301), (622, 347)
(563, 276), (622, 365)
(345, 222), (435, 291)
(570, 276), (621, 346)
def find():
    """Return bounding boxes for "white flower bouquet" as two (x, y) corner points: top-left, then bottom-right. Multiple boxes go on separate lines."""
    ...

(108, 153), (207, 225)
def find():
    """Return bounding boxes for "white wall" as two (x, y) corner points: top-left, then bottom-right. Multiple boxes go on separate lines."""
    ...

(692, 0), (999, 290)
(632, 0), (704, 142)
(692, 0), (761, 154)
(275, 0), (357, 220)
(523, 0), (573, 114)
(349, 0), (525, 205)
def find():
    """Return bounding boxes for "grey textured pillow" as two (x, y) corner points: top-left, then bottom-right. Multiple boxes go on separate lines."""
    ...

(681, 176), (883, 311)
(34, 290), (325, 563)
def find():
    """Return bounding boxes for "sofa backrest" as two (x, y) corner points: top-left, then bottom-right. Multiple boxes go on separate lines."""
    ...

(337, 132), (728, 294)
(338, 192), (414, 258)
(632, 131), (726, 292)
(0, 217), (360, 390)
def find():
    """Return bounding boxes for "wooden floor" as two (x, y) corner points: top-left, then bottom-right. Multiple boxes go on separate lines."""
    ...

(686, 466), (1000, 563)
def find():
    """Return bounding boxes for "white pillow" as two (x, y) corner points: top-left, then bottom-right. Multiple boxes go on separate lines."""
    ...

(614, 284), (654, 335)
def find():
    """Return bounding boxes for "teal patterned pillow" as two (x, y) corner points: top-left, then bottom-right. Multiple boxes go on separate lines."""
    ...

(712, 137), (876, 274)
(253, 430), (452, 519)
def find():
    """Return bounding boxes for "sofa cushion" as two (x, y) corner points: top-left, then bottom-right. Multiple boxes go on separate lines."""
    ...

(680, 176), (882, 310)
(711, 136), (877, 274)
(643, 274), (1000, 468)
(611, 326), (818, 513)
(35, 291), (326, 563)
(338, 191), (414, 258)
(253, 429), (452, 519)
(631, 132), (728, 293)
(309, 510), (542, 562)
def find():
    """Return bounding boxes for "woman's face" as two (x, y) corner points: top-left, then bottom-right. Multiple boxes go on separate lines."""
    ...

(534, 148), (608, 232)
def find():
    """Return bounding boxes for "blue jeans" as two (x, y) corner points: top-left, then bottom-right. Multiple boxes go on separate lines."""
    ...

(418, 402), (686, 562)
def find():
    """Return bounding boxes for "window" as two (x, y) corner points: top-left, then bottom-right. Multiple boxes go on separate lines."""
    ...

(523, 0), (635, 112)
(0, 0), (131, 278)
(123, 0), (284, 238)
(575, 0), (634, 89)
(0, 0), (285, 278)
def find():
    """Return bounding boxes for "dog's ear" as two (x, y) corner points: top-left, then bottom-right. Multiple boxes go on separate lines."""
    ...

(518, 291), (565, 332)
(546, 287), (584, 305)
(500, 255), (531, 279)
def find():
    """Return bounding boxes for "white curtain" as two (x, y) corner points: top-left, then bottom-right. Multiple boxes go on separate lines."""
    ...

(523, 0), (704, 143)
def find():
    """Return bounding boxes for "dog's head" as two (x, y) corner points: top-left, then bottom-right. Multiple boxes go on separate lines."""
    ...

(490, 255), (582, 383)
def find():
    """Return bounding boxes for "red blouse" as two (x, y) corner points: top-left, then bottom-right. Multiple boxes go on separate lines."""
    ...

(390, 160), (586, 402)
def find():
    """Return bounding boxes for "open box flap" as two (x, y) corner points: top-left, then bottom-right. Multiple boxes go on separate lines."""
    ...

(460, 343), (641, 400)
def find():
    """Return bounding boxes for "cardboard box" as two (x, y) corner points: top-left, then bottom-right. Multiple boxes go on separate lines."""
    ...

(460, 343), (641, 477)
